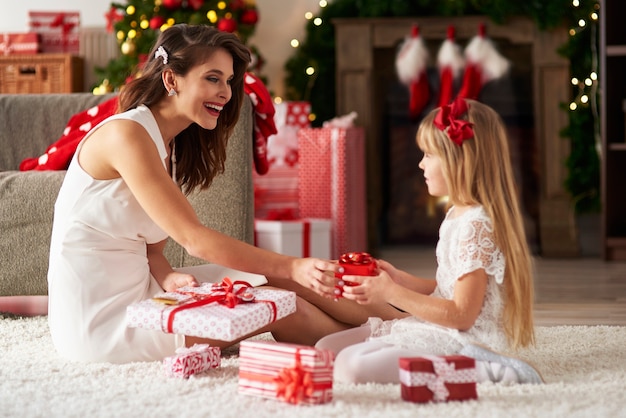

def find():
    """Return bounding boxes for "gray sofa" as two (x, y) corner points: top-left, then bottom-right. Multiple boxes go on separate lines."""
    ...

(0, 93), (254, 297)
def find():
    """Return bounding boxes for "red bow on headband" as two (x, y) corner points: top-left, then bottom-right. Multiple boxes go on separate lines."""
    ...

(433, 97), (474, 146)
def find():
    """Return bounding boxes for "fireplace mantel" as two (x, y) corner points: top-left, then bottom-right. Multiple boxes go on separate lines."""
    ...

(333, 16), (578, 257)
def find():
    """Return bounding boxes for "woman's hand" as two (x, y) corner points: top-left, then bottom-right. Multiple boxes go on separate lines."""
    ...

(290, 258), (343, 299)
(340, 270), (397, 305)
(160, 271), (199, 292)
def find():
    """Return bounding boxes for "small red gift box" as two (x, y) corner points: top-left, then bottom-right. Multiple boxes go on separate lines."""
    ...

(239, 340), (334, 405)
(0, 33), (40, 56)
(298, 127), (367, 258)
(126, 279), (296, 341)
(28, 11), (80, 54)
(399, 355), (478, 403)
(163, 344), (221, 378)
(334, 252), (378, 296)
(254, 218), (331, 259)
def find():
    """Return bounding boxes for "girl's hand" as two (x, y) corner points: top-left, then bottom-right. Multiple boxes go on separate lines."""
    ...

(291, 258), (343, 299)
(160, 272), (199, 292)
(376, 259), (402, 284)
(340, 270), (396, 305)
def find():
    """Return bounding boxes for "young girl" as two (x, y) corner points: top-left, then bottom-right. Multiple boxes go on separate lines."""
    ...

(316, 98), (543, 385)
(47, 24), (361, 363)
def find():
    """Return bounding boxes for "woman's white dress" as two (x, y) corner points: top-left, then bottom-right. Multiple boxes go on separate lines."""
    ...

(48, 105), (184, 363)
(367, 205), (507, 354)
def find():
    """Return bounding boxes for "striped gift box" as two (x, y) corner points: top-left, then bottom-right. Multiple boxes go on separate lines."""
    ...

(238, 340), (334, 405)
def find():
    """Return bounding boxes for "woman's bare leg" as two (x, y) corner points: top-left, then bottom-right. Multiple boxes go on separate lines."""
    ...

(185, 293), (353, 349)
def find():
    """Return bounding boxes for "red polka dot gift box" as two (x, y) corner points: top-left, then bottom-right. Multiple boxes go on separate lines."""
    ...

(238, 340), (334, 405)
(297, 127), (367, 258)
(126, 279), (295, 341)
(399, 355), (478, 403)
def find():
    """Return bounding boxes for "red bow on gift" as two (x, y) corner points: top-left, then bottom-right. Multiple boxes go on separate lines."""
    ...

(274, 350), (314, 404)
(165, 278), (267, 333)
(433, 97), (474, 146)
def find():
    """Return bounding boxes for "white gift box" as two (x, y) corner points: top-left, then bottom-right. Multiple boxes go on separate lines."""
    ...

(254, 218), (331, 259)
(126, 283), (296, 342)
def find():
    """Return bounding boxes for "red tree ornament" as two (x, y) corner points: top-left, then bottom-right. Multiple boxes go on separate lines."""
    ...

(162, 0), (183, 10)
(149, 16), (166, 30)
(217, 17), (237, 33)
(188, 0), (205, 11)
(240, 9), (259, 25)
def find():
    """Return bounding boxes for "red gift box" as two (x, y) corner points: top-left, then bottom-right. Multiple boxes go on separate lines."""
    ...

(255, 218), (331, 259)
(334, 252), (379, 297)
(163, 344), (221, 378)
(126, 279), (296, 341)
(399, 355), (478, 403)
(239, 340), (334, 405)
(28, 11), (80, 54)
(297, 127), (367, 258)
(0, 33), (40, 56)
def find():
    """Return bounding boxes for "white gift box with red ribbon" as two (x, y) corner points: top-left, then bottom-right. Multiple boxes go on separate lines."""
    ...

(254, 218), (331, 259)
(238, 340), (334, 405)
(126, 280), (296, 341)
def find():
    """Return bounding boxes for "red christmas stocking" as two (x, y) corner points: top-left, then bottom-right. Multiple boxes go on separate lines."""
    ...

(244, 72), (276, 175)
(457, 23), (510, 101)
(436, 26), (464, 107)
(396, 24), (430, 121)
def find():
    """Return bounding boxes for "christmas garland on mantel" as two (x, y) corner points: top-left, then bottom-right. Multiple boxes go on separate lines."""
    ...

(284, 0), (600, 213)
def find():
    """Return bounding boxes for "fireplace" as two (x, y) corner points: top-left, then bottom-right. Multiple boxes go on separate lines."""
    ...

(333, 17), (576, 257)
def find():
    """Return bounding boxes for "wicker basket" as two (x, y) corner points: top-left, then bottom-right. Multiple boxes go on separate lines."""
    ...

(0, 53), (83, 94)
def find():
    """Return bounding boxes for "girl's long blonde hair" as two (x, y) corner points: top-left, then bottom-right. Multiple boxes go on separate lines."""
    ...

(417, 99), (535, 349)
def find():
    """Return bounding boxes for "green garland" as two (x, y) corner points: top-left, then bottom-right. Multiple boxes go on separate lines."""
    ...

(284, 0), (600, 213)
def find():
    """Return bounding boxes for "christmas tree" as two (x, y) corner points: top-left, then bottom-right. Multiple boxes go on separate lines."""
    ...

(94, 0), (260, 93)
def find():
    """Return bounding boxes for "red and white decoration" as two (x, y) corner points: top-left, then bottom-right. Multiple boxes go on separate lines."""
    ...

(399, 355), (478, 403)
(126, 279), (296, 341)
(254, 218), (331, 259)
(163, 344), (221, 379)
(239, 340), (334, 405)
(436, 26), (465, 107)
(457, 23), (510, 101)
(395, 24), (430, 121)
(253, 101), (311, 219)
(244, 72), (277, 175)
(28, 11), (80, 54)
(298, 127), (368, 258)
(0, 33), (40, 56)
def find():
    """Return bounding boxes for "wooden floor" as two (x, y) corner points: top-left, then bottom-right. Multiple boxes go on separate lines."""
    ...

(379, 245), (626, 326)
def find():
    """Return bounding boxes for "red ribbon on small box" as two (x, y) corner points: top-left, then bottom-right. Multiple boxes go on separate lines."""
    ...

(163, 344), (221, 379)
(334, 252), (379, 297)
(399, 355), (478, 403)
(164, 278), (277, 333)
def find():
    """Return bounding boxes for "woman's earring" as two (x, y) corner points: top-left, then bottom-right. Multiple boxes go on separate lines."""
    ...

(168, 88), (177, 97)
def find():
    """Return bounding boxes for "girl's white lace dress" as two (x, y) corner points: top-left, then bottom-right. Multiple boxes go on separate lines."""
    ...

(368, 205), (507, 354)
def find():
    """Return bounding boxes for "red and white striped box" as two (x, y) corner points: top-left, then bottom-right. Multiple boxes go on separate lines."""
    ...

(28, 11), (80, 54)
(254, 218), (331, 259)
(126, 281), (296, 341)
(0, 33), (40, 56)
(399, 355), (478, 403)
(297, 127), (368, 258)
(239, 340), (334, 405)
(163, 344), (221, 379)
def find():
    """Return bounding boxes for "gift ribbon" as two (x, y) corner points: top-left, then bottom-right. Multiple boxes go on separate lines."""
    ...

(399, 355), (476, 402)
(163, 278), (277, 334)
(239, 350), (332, 405)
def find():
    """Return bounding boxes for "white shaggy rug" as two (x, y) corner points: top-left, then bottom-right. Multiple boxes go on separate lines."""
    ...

(1, 314), (625, 418)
